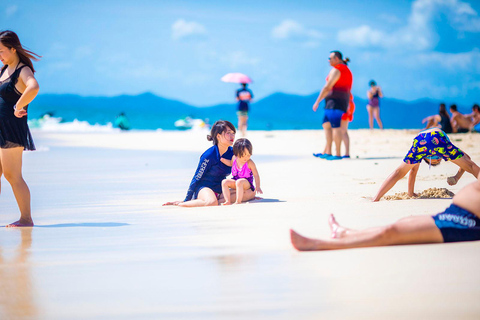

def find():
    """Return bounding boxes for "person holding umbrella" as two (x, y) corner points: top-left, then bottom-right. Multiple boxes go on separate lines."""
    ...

(221, 73), (254, 137)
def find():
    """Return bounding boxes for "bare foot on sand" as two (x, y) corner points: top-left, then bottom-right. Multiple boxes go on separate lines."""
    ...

(290, 229), (323, 251)
(222, 201), (232, 206)
(328, 214), (348, 238)
(6, 219), (34, 228)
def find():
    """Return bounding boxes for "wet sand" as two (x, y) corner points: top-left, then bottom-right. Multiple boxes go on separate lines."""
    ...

(1, 129), (479, 319)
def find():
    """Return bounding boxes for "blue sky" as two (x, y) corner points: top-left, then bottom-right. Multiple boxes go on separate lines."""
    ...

(2, 0), (480, 106)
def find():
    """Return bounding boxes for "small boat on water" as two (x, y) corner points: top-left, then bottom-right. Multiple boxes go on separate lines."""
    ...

(174, 117), (209, 130)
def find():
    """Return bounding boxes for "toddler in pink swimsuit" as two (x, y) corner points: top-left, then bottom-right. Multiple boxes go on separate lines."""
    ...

(221, 138), (263, 204)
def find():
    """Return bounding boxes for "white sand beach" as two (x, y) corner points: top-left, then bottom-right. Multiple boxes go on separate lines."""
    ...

(1, 129), (479, 319)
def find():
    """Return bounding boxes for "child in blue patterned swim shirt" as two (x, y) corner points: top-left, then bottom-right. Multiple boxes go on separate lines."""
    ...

(373, 128), (479, 201)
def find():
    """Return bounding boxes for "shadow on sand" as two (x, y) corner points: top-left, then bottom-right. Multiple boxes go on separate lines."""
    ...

(357, 156), (403, 160)
(249, 198), (285, 204)
(34, 222), (130, 228)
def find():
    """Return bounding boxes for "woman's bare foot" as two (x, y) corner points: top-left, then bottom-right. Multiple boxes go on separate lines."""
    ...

(6, 219), (34, 228)
(222, 201), (232, 206)
(290, 229), (323, 251)
(328, 214), (348, 238)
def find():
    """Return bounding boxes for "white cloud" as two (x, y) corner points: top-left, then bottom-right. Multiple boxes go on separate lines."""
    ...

(171, 19), (207, 41)
(220, 51), (260, 69)
(414, 48), (480, 71)
(272, 19), (322, 47)
(338, 0), (480, 50)
(5, 5), (17, 17)
(338, 25), (385, 47)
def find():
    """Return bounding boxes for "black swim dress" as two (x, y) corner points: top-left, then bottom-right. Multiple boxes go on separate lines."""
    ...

(0, 64), (35, 150)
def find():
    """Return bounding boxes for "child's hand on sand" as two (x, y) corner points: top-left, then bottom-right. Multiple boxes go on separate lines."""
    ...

(256, 187), (263, 194)
(447, 176), (458, 185)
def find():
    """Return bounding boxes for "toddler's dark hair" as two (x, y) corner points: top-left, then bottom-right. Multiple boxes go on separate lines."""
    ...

(233, 138), (253, 158)
(207, 120), (236, 145)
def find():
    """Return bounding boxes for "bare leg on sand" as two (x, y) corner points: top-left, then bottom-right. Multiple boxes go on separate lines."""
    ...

(1, 147), (34, 228)
(292, 215), (443, 251)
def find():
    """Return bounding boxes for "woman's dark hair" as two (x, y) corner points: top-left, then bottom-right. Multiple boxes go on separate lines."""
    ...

(232, 138), (253, 157)
(369, 80), (376, 86)
(0, 30), (41, 73)
(331, 50), (350, 65)
(450, 104), (457, 112)
(439, 103), (449, 118)
(207, 120), (236, 145)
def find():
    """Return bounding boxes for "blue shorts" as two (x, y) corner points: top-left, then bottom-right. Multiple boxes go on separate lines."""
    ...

(323, 109), (344, 128)
(432, 204), (480, 243)
(403, 130), (464, 164)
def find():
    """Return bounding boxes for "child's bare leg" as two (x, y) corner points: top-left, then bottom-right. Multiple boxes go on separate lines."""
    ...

(221, 179), (236, 205)
(292, 215), (443, 251)
(234, 179), (250, 204)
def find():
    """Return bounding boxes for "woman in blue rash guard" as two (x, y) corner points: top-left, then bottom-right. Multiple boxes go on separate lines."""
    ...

(163, 120), (256, 207)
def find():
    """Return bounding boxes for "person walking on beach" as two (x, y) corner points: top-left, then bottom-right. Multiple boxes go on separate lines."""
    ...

(236, 83), (253, 137)
(163, 120), (255, 207)
(290, 171), (480, 251)
(312, 51), (352, 161)
(366, 80), (383, 130)
(220, 138), (262, 205)
(421, 103), (453, 133)
(0, 30), (40, 227)
(372, 128), (479, 202)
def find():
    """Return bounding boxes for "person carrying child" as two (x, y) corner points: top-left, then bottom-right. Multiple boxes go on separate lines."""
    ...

(220, 138), (262, 205)
(373, 128), (479, 201)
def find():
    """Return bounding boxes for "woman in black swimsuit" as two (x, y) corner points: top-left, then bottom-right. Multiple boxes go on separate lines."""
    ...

(422, 103), (453, 133)
(0, 30), (40, 227)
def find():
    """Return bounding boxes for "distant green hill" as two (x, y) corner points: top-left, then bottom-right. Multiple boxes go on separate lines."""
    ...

(29, 92), (471, 130)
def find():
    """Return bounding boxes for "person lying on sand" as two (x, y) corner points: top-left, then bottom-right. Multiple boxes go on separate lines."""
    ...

(372, 128), (479, 202)
(290, 171), (480, 251)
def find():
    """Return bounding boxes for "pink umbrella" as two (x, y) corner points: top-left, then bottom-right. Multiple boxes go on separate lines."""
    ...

(221, 73), (252, 84)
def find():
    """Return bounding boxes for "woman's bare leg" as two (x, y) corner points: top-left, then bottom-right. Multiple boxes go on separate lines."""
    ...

(178, 187), (219, 207)
(341, 120), (349, 157)
(291, 215), (443, 251)
(367, 105), (374, 129)
(322, 122), (333, 155)
(238, 115), (248, 137)
(373, 107), (383, 129)
(1, 147), (33, 227)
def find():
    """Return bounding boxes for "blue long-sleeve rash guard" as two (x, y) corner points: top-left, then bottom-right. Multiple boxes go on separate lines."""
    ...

(184, 145), (233, 202)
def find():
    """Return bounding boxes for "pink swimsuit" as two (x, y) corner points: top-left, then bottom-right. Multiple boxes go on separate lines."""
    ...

(232, 158), (255, 191)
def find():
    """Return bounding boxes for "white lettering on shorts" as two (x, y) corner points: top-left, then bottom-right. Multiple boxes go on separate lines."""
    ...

(438, 213), (476, 228)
